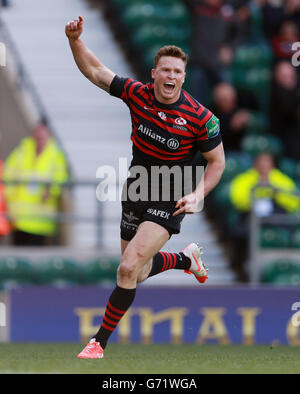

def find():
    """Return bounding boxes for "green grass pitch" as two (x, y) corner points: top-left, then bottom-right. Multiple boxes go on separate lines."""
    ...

(0, 343), (300, 374)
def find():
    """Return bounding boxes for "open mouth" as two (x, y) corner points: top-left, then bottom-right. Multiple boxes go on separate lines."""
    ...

(163, 82), (175, 93)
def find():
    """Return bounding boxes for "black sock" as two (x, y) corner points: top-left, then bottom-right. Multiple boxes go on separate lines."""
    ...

(93, 285), (136, 349)
(148, 252), (191, 278)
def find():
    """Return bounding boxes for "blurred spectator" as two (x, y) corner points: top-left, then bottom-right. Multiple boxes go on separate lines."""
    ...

(270, 61), (300, 157)
(2, 121), (69, 246)
(0, 0), (9, 7)
(212, 82), (259, 152)
(262, 0), (300, 39)
(272, 20), (300, 61)
(184, 0), (248, 105)
(229, 151), (300, 280)
(0, 159), (10, 239)
(230, 152), (300, 213)
(239, 0), (270, 40)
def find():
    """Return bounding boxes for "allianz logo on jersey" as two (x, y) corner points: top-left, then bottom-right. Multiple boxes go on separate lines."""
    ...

(138, 124), (180, 150)
(167, 138), (180, 149)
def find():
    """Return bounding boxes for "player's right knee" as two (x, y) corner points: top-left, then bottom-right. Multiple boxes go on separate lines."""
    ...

(118, 259), (138, 280)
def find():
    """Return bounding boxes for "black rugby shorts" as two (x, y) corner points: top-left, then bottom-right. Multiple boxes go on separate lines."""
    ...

(120, 199), (185, 242)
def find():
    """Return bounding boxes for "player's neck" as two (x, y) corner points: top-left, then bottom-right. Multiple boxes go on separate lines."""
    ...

(153, 89), (182, 107)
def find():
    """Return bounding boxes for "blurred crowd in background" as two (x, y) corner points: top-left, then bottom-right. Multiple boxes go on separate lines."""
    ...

(185, 0), (300, 161)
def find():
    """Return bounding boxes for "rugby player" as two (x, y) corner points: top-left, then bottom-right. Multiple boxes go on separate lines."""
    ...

(65, 16), (225, 359)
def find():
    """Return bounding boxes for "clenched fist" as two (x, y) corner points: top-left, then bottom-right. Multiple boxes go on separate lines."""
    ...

(65, 16), (84, 40)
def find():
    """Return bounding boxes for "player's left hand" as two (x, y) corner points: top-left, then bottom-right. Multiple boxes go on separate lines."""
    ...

(173, 192), (201, 216)
(65, 16), (84, 41)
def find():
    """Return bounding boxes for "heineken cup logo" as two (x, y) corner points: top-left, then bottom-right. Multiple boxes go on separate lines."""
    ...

(0, 42), (6, 67)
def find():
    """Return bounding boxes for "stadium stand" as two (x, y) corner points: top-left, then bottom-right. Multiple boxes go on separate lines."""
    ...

(261, 258), (300, 286)
(0, 256), (33, 288)
(101, 0), (192, 86)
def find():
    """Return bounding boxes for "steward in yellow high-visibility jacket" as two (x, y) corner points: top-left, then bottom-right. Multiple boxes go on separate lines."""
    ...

(229, 153), (300, 282)
(2, 126), (69, 238)
(230, 153), (300, 214)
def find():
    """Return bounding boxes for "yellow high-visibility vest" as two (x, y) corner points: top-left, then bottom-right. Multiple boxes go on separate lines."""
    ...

(230, 168), (300, 213)
(2, 137), (69, 236)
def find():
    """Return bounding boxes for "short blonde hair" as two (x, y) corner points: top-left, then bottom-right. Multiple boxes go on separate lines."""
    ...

(154, 45), (188, 68)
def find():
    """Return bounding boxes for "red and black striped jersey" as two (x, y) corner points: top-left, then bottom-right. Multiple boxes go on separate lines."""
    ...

(109, 75), (222, 168)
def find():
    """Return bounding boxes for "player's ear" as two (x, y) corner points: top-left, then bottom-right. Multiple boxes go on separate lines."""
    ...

(151, 68), (155, 80)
